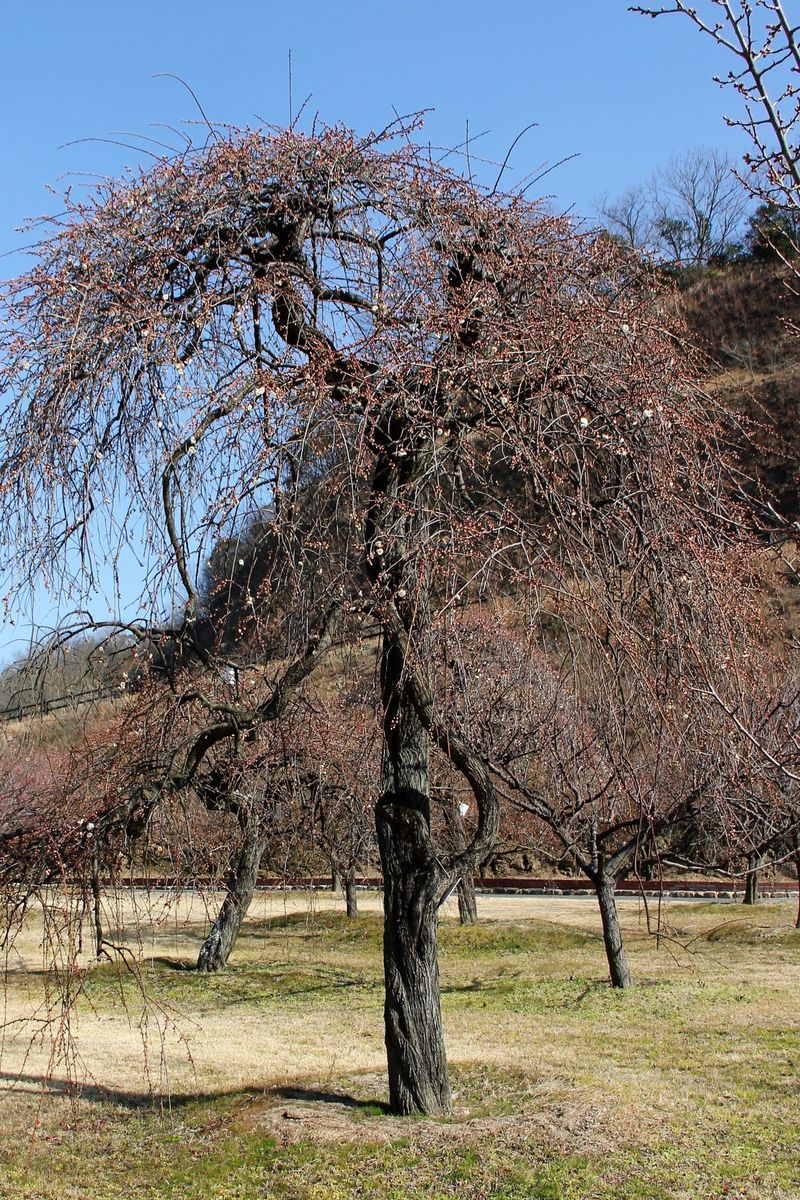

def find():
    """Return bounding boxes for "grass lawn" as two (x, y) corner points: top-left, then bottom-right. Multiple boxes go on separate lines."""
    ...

(0, 891), (797, 1199)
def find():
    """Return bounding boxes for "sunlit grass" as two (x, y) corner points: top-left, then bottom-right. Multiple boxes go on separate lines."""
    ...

(1, 894), (797, 1199)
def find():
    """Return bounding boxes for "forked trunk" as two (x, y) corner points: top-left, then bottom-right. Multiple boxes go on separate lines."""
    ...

(197, 821), (266, 972)
(344, 869), (359, 918)
(743, 851), (763, 905)
(594, 870), (633, 989)
(378, 636), (451, 1116)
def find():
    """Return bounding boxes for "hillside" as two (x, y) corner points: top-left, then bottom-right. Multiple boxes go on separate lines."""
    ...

(2, 256), (798, 744)
(680, 259), (800, 522)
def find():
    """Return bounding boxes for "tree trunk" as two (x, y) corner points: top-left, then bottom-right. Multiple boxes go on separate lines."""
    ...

(446, 796), (477, 926)
(743, 851), (763, 905)
(377, 636), (451, 1117)
(197, 821), (266, 972)
(91, 863), (104, 958)
(793, 835), (800, 929)
(344, 869), (358, 918)
(594, 870), (633, 989)
(377, 800), (450, 1116)
(457, 874), (478, 926)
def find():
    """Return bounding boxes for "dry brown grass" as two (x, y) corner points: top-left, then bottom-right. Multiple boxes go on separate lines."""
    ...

(0, 889), (795, 1102)
(1, 889), (798, 1199)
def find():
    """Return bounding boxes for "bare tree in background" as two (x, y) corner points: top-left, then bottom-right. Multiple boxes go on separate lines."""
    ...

(597, 184), (654, 253)
(598, 148), (750, 266)
(654, 148), (751, 263)
(432, 612), (749, 989)
(303, 692), (380, 920)
(699, 650), (800, 901)
(630, 4), (800, 882)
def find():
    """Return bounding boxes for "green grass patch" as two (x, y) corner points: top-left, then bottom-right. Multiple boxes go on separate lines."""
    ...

(2, 897), (798, 1199)
(438, 919), (596, 957)
(238, 908), (386, 951)
(78, 955), (381, 1018)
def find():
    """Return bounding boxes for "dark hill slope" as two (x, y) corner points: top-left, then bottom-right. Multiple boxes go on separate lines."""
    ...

(680, 260), (800, 521)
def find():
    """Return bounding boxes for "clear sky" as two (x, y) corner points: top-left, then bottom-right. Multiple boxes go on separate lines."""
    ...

(0, 0), (745, 661)
(0, 0), (746, 261)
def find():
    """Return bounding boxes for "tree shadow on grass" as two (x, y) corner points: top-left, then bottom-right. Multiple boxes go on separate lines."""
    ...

(0, 1071), (389, 1115)
(0, 1070), (209, 1109)
(100, 955), (373, 1004)
(272, 1085), (390, 1114)
(441, 973), (519, 995)
(148, 955), (195, 970)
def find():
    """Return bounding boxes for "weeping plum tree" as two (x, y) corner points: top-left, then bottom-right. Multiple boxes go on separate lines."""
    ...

(0, 117), (754, 1114)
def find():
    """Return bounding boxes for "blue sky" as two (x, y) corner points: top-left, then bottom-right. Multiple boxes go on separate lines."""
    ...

(0, 1), (745, 262)
(0, 1), (746, 661)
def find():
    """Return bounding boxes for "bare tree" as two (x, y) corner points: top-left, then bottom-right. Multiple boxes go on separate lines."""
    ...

(597, 184), (654, 252)
(698, 649), (800, 895)
(193, 742), (309, 972)
(598, 148), (750, 266)
(633, 2), (800, 252)
(654, 148), (750, 263)
(303, 692), (381, 920)
(432, 613), (743, 988)
(0, 118), (755, 1114)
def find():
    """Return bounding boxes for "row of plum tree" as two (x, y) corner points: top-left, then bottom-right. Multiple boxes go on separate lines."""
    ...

(2, 607), (797, 965)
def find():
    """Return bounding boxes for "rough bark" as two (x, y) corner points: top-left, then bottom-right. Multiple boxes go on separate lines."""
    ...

(457, 874), (478, 926)
(197, 821), (267, 972)
(594, 870), (633, 989)
(743, 851), (763, 905)
(377, 798), (450, 1116)
(344, 869), (359, 918)
(377, 635), (451, 1117)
